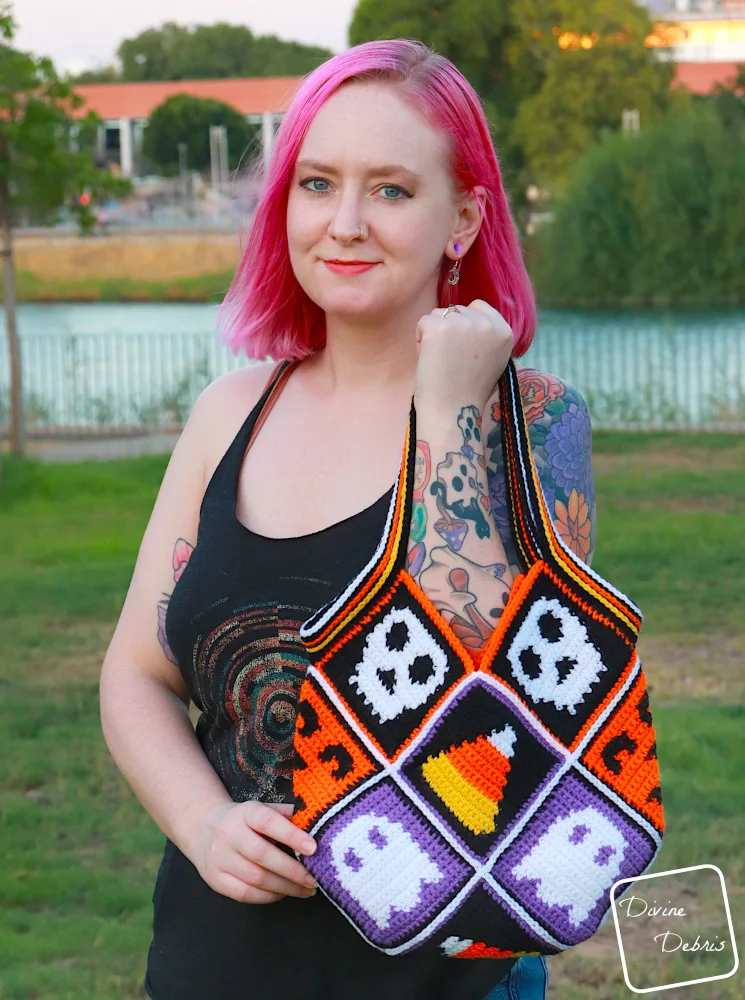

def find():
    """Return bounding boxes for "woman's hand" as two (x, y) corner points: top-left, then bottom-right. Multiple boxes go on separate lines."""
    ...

(414, 299), (514, 411)
(188, 801), (318, 904)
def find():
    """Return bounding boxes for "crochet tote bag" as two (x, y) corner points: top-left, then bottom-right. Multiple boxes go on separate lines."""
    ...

(290, 358), (664, 960)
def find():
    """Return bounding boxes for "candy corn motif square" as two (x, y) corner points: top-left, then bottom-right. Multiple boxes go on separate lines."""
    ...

(400, 676), (564, 859)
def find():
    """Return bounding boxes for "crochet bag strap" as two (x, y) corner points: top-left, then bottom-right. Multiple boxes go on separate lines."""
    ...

(499, 357), (643, 639)
(498, 358), (553, 571)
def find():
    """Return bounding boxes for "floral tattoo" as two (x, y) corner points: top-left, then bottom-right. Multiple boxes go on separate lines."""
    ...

(157, 538), (194, 664)
(486, 368), (596, 573)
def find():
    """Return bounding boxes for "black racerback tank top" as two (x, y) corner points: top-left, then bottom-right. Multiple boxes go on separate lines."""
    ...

(144, 362), (516, 1000)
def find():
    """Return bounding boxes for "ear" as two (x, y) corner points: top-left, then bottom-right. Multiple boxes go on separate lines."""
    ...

(448, 185), (485, 259)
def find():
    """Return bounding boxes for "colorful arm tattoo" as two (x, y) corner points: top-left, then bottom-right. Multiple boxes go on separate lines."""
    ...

(483, 368), (596, 580)
(406, 403), (515, 654)
(156, 537), (194, 664)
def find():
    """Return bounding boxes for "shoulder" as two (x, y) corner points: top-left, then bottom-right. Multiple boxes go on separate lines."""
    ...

(513, 368), (592, 467)
(195, 360), (278, 418)
(487, 366), (590, 434)
(515, 366), (590, 429)
(514, 367), (596, 564)
(184, 360), (281, 488)
(508, 365), (593, 481)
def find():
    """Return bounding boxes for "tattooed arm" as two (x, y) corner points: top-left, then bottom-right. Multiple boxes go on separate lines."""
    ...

(406, 400), (515, 654)
(157, 538), (194, 664)
(483, 368), (597, 580)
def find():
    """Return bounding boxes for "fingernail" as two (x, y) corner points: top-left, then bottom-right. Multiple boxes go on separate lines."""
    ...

(303, 839), (316, 854)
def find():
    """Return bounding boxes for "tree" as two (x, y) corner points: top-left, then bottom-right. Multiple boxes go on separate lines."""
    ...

(349, 0), (520, 130)
(68, 64), (119, 84)
(509, 0), (676, 187)
(0, 2), (130, 456)
(142, 94), (259, 175)
(530, 104), (745, 307)
(115, 22), (334, 83)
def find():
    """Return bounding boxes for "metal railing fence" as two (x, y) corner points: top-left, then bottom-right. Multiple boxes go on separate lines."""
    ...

(1, 319), (744, 435)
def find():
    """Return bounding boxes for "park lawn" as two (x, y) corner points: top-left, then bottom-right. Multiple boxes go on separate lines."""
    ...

(0, 432), (743, 999)
(1, 268), (236, 304)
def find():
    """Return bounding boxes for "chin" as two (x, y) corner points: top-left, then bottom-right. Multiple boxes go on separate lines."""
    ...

(315, 293), (382, 315)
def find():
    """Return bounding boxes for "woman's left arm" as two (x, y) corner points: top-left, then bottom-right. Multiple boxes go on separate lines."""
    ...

(483, 369), (597, 579)
(405, 373), (596, 656)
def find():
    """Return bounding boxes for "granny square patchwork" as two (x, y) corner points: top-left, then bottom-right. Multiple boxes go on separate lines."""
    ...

(292, 359), (665, 959)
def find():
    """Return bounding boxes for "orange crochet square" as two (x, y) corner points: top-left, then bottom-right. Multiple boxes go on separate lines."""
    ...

(292, 681), (378, 831)
(583, 672), (664, 832)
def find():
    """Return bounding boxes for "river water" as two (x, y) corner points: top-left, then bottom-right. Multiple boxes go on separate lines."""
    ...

(2, 303), (744, 430)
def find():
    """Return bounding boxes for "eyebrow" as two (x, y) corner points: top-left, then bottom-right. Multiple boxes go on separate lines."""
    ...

(295, 159), (422, 181)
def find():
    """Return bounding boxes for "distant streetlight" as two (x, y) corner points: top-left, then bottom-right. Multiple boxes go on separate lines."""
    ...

(622, 109), (640, 134)
(177, 142), (193, 216)
(209, 125), (229, 195)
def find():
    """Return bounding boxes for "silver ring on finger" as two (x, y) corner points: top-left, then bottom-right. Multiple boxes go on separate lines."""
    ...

(443, 304), (460, 317)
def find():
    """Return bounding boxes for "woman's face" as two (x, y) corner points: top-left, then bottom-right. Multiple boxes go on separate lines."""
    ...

(286, 81), (464, 324)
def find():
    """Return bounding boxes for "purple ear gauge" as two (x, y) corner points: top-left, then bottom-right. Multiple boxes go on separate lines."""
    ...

(453, 241), (462, 255)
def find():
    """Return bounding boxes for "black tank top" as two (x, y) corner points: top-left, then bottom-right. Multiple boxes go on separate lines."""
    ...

(144, 363), (516, 1000)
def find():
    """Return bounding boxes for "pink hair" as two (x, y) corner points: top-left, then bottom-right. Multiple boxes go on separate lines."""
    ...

(217, 39), (536, 361)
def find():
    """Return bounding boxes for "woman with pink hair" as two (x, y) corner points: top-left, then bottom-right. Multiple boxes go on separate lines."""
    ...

(101, 38), (594, 1000)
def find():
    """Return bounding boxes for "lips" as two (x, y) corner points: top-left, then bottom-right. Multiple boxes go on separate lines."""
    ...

(323, 260), (380, 275)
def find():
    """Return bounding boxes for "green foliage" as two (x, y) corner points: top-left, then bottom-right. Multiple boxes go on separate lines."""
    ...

(531, 104), (745, 307)
(114, 21), (334, 83)
(142, 94), (259, 175)
(0, 2), (130, 232)
(349, 0), (520, 124)
(509, 0), (675, 185)
(695, 64), (745, 131)
(69, 63), (119, 84)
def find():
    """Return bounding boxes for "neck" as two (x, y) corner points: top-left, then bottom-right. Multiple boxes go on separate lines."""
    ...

(302, 296), (435, 401)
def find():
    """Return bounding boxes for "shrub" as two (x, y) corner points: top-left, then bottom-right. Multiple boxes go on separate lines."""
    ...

(531, 105), (745, 307)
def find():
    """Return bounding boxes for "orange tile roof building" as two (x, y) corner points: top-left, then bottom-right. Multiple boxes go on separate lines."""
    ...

(71, 76), (304, 178)
(673, 60), (742, 91)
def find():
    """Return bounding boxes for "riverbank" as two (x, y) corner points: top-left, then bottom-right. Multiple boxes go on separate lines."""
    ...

(2, 231), (239, 302)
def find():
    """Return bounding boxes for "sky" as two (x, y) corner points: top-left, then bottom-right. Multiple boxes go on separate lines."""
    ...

(10, 0), (356, 75)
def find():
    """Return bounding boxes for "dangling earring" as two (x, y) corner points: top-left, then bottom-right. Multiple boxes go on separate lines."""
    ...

(447, 257), (461, 286)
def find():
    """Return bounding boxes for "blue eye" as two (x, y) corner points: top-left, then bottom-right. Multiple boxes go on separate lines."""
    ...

(301, 178), (331, 194)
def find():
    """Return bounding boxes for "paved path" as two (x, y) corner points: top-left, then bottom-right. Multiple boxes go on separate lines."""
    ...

(4, 433), (182, 463)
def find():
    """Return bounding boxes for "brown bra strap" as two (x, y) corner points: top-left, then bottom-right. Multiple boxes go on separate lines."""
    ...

(245, 359), (299, 453)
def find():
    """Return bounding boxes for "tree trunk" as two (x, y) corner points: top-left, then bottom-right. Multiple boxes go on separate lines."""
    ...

(0, 169), (24, 456)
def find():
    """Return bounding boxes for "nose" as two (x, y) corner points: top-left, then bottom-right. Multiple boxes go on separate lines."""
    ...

(327, 192), (367, 243)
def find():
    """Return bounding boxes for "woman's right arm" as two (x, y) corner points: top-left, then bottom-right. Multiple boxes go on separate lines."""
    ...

(99, 369), (318, 904)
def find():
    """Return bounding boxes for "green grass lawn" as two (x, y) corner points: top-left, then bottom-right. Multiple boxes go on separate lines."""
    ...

(2, 269), (236, 304)
(0, 433), (743, 999)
